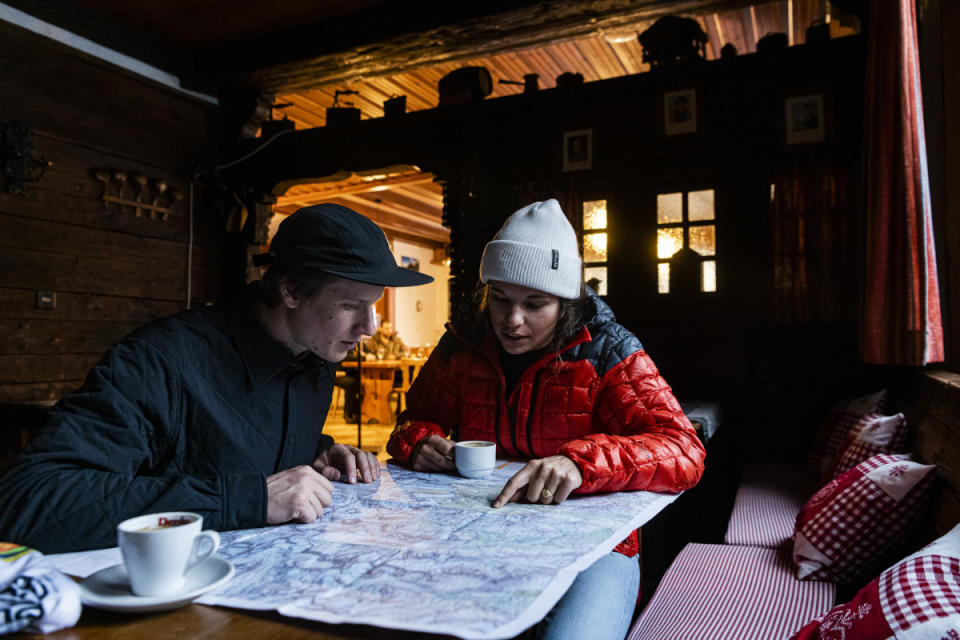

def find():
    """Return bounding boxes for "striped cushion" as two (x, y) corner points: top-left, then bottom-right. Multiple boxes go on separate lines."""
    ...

(627, 544), (835, 640)
(791, 523), (960, 639)
(725, 463), (817, 548)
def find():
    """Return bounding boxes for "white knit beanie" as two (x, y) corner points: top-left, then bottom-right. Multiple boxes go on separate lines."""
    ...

(479, 199), (582, 299)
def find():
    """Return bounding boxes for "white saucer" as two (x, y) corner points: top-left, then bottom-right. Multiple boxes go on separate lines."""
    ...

(79, 556), (235, 613)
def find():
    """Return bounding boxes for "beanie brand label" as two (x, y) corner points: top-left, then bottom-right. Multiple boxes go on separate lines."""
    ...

(551, 249), (559, 269)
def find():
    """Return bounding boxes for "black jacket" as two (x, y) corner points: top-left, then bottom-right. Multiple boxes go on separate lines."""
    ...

(0, 294), (336, 552)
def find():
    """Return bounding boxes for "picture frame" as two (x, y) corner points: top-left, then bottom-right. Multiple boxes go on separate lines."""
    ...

(562, 129), (592, 172)
(783, 92), (828, 146)
(663, 88), (697, 136)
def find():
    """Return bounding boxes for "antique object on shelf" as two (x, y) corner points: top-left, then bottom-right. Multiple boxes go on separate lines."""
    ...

(92, 167), (181, 220)
(437, 67), (492, 106)
(1, 121), (49, 195)
(637, 15), (708, 69)
(756, 32), (788, 54)
(383, 95), (406, 118)
(806, 20), (831, 43)
(260, 102), (296, 139)
(327, 89), (361, 127)
(500, 74), (540, 94)
(555, 72), (584, 89)
(524, 73), (539, 93)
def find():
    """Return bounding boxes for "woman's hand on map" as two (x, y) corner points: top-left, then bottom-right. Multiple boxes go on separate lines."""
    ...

(410, 435), (456, 473)
(492, 455), (582, 508)
(314, 443), (381, 484)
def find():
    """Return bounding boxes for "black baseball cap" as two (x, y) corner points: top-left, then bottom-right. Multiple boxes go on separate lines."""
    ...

(255, 204), (434, 287)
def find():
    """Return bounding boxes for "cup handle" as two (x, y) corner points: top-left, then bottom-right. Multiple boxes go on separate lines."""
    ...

(187, 529), (220, 572)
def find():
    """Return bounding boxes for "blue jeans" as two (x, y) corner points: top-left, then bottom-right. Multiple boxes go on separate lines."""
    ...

(532, 551), (640, 640)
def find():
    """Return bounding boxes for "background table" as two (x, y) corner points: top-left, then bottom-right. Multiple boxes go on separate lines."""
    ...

(342, 358), (425, 425)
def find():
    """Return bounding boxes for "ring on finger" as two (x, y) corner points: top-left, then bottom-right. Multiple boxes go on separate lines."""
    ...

(541, 488), (553, 501)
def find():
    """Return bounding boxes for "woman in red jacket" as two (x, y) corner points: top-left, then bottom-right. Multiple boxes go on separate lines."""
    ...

(387, 198), (705, 640)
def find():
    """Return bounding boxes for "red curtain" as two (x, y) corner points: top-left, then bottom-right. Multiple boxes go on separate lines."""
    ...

(862, 0), (944, 364)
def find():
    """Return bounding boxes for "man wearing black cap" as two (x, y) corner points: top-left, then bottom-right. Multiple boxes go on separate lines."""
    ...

(0, 204), (432, 553)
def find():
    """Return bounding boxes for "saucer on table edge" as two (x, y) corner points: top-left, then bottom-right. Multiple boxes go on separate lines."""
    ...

(79, 556), (235, 613)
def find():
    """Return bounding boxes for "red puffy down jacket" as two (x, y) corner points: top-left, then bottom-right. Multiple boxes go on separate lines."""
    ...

(387, 295), (706, 556)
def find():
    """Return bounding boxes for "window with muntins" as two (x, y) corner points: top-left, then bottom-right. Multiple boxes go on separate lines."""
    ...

(656, 189), (716, 294)
(581, 200), (608, 295)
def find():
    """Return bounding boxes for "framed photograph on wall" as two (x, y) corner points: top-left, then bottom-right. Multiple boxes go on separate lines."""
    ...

(562, 129), (592, 171)
(783, 92), (828, 146)
(663, 88), (697, 135)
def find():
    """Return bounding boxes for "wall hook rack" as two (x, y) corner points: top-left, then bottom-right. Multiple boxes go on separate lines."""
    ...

(92, 167), (183, 221)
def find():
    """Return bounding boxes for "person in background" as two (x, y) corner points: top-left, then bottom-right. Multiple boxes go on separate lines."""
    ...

(363, 320), (408, 360)
(0, 204), (432, 553)
(387, 199), (705, 640)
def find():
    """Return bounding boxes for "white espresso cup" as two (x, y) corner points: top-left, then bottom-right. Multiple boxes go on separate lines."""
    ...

(455, 440), (496, 478)
(117, 511), (220, 597)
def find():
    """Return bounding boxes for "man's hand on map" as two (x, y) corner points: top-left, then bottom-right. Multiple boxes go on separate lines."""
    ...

(265, 465), (335, 524)
(313, 443), (381, 484)
(409, 435), (456, 473)
(492, 455), (583, 508)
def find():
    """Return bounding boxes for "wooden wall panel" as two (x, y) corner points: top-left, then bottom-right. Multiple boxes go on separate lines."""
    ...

(0, 22), (222, 405)
(0, 23), (217, 168)
(901, 371), (960, 536)
(0, 288), (181, 323)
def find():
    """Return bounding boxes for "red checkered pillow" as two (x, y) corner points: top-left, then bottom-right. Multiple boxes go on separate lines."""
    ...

(793, 454), (936, 583)
(827, 413), (908, 480)
(806, 390), (887, 479)
(790, 523), (960, 639)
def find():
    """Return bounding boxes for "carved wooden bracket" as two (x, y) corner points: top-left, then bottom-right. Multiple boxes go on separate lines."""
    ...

(91, 168), (183, 221)
(2, 121), (49, 195)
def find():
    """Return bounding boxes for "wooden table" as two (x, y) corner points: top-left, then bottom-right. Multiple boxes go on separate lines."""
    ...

(14, 603), (460, 639)
(341, 359), (425, 425)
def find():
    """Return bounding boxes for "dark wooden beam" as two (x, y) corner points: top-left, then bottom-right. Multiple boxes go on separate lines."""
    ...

(187, 0), (759, 93)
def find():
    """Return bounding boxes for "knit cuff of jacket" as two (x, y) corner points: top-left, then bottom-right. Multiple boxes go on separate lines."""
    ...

(386, 421), (445, 463)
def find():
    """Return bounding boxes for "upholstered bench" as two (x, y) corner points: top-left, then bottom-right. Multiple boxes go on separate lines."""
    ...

(629, 373), (960, 640)
(626, 543), (835, 640)
(723, 462), (816, 548)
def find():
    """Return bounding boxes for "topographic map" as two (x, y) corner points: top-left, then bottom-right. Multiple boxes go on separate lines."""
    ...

(197, 461), (677, 639)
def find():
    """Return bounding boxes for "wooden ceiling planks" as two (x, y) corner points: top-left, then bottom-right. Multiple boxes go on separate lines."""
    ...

(274, 169), (446, 246)
(607, 37), (651, 76)
(275, 0), (835, 128)
(752, 2), (789, 42)
(715, 7), (754, 55)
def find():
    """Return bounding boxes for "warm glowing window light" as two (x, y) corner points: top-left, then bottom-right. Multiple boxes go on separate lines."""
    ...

(656, 189), (717, 294)
(657, 228), (683, 259)
(583, 200), (607, 230)
(583, 232), (607, 262)
(582, 200), (608, 295)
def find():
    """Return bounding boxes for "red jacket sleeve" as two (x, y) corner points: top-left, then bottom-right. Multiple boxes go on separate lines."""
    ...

(385, 346), (457, 463)
(559, 350), (706, 494)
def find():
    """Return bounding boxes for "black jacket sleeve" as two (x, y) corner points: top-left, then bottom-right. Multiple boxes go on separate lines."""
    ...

(0, 339), (265, 553)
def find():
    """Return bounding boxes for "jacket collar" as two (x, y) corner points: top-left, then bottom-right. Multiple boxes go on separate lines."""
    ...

(226, 285), (322, 389)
